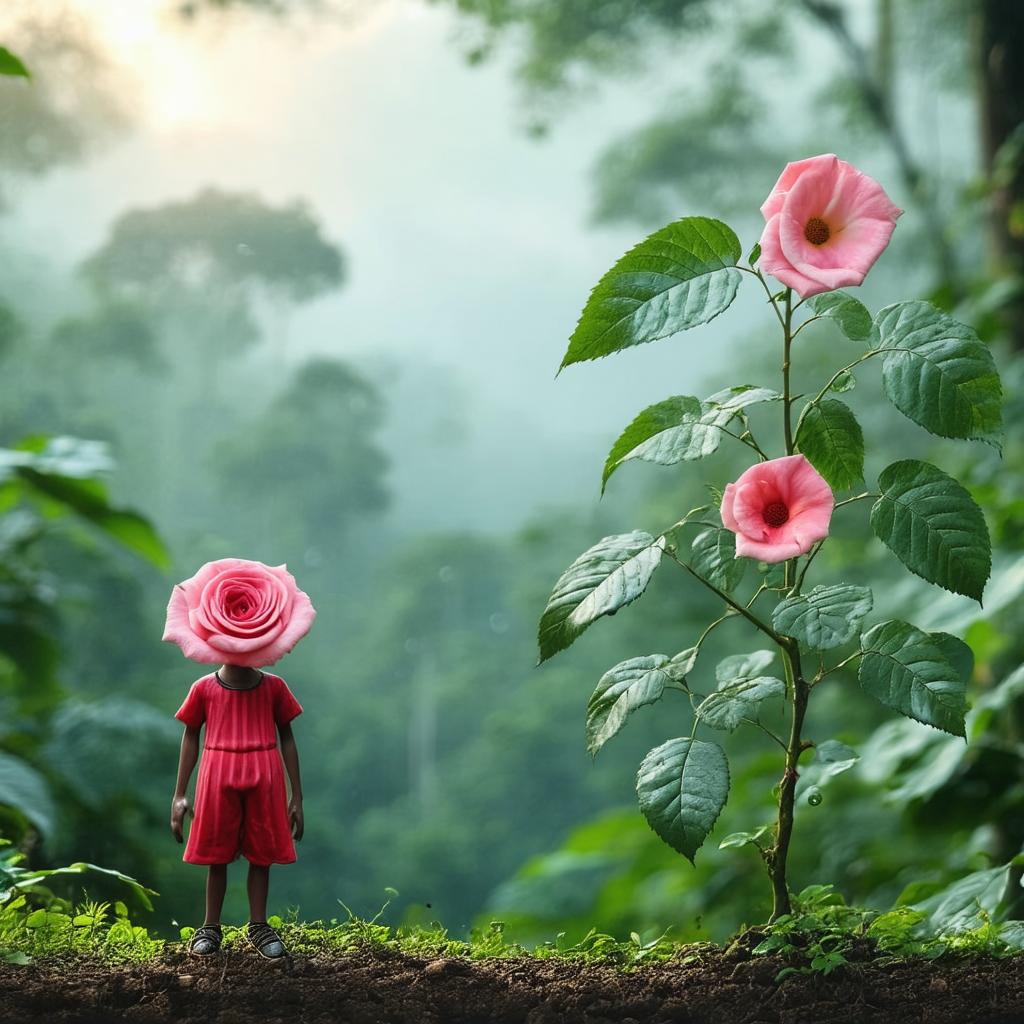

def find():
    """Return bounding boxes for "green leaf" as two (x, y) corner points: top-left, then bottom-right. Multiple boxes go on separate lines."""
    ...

(912, 864), (1010, 934)
(9, 864), (158, 912)
(561, 217), (742, 369)
(601, 386), (779, 492)
(586, 655), (677, 755)
(859, 620), (968, 736)
(811, 740), (859, 781)
(870, 460), (991, 603)
(17, 469), (170, 569)
(538, 532), (665, 662)
(636, 738), (729, 863)
(601, 396), (709, 492)
(772, 584), (873, 651)
(794, 399), (865, 491)
(0, 47), (29, 78)
(808, 292), (873, 341)
(747, 242), (761, 266)
(696, 650), (784, 732)
(830, 369), (856, 394)
(0, 752), (56, 838)
(874, 301), (1003, 447)
(689, 527), (745, 592)
(929, 631), (974, 684)
(665, 646), (699, 682)
(719, 824), (771, 850)
(699, 385), (782, 427)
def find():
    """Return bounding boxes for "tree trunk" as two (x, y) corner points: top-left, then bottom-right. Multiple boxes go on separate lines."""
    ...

(975, 0), (1024, 350)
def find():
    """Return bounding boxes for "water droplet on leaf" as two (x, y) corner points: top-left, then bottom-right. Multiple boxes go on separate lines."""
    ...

(807, 787), (823, 806)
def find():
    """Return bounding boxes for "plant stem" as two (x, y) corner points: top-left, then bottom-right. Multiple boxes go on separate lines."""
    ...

(665, 552), (786, 646)
(765, 287), (809, 922)
(766, 640), (810, 921)
(782, 288), (795, 454)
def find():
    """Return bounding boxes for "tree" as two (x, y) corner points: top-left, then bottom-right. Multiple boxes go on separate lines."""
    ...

(211, 357), (389, 557)
(0, 15), (127, 196)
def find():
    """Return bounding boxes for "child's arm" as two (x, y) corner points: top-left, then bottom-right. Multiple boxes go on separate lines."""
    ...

(170, 725), (201, 843)
(278, 721), (304, 841)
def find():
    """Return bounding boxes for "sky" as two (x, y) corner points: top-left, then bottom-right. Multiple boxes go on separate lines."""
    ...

(0, 0), (862, 532)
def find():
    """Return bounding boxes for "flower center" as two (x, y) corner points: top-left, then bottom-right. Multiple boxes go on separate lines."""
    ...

(763, 501), (790, 528)
(803, 217), (831, 245)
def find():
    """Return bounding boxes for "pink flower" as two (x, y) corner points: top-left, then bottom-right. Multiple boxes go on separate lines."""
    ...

(758, 154), (902, 299)
(720, 455), (834, 563)
(162, 557), (316, 667)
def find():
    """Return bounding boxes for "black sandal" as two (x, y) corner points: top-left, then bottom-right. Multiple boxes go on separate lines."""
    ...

(188, 923), (222, 956)
(247, 920), (287, 960)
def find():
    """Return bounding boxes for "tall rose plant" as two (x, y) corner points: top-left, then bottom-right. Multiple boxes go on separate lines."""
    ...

(538, 153), (1002, 920)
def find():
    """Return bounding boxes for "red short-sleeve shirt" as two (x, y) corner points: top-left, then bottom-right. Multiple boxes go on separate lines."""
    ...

(175, 672), (302, 750)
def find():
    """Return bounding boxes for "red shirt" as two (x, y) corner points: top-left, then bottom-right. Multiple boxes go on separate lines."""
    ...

(175, 672), (303, 750)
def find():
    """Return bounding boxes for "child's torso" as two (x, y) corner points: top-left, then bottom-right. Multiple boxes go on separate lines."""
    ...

(201, 673), (281, 751)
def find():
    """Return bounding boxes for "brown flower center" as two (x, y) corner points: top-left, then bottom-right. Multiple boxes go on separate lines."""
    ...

(763, 501), (790, 528)
(804, 217), (831, 245)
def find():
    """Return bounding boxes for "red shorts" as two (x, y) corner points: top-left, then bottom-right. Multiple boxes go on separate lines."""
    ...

(184, 745), (296, 866)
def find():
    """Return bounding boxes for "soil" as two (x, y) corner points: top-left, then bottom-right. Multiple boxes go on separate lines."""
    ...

(3, 940), (1024, 1024)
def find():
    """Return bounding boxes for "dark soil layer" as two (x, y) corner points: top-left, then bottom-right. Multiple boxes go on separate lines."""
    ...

(4, 944), (1024, 1024)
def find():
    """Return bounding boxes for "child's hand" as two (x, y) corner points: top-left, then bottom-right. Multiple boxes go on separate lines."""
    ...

(289, 798), (304, 841)
(170, 795), (193, 843)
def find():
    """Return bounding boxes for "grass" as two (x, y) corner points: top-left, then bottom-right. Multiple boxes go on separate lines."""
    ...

(3, 883), (1024, 973)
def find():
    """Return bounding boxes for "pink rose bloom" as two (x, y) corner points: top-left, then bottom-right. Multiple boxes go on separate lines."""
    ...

(758, 154), (902, 299)
(162, 557), (316, 667)
(720, 455), (834, 563)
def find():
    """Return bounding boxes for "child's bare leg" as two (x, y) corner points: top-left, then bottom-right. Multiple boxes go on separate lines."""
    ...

(205, 863), (227, 925)
(247, 862), (270, 922)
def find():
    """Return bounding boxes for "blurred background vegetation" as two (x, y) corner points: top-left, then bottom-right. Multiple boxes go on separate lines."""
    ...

(0, 0), (1023, 945)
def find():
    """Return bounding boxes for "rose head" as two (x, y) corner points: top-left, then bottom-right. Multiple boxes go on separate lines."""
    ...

(758, 153), (902, 299)
(162, 557), (316, 667)
(720, 455), (834, 562)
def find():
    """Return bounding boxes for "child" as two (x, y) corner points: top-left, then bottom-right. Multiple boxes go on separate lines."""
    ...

(163, 558), (316, 959)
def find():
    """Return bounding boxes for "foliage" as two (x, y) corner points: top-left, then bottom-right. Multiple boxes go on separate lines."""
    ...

(538, 192), (1001, 920)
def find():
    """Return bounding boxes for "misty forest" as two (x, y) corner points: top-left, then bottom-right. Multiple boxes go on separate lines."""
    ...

(2, 2), (1024, 1022)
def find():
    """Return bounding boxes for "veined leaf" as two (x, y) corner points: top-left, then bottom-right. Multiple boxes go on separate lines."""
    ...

(696, 650), (784, 732)
(538, 532), (665, 662)
(586, 655), (678, 755)
(636, 738), (729, 863)
(690, 527), (745, 592)
(601, 386), (779, 492)
(665, 646), (699, 682)
(859, 619), (968, 736)
(699, 385), (782, 427)
(874, 301), (1002, 447)
(794, 399), (865, 491)
(561, 217), (741, 369)
(772, 584), (873, 651)
(808, 292), (873, 341)
(601, 396), (710, 492)
(911, 864), (1010, 934)
(870, 460), (991, 603)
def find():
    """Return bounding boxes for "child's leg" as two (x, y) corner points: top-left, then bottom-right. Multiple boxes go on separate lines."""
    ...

(247, 862), (269, 922)
(205, 863), (228, 925)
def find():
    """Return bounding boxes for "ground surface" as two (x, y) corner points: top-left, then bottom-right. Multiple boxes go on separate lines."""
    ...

(4, 942), (1024, 1024)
